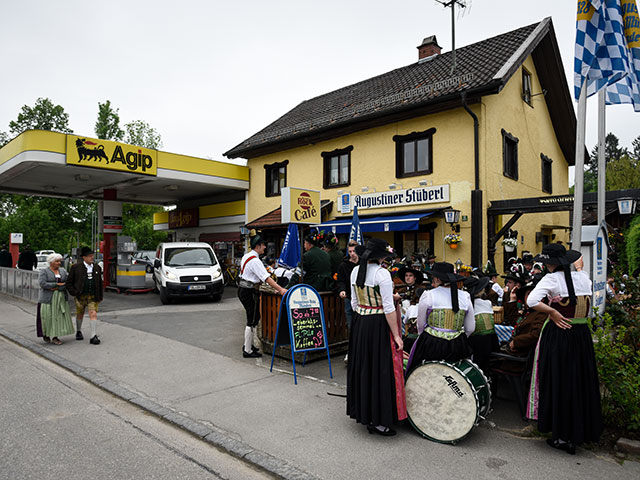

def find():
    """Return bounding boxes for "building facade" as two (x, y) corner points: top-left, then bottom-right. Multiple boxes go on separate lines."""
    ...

(225, 18), (576, 271)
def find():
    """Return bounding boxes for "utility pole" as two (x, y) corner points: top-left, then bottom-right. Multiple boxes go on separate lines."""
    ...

(436, 0), (467, 75)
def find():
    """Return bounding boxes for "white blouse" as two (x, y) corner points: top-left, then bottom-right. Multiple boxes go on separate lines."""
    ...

(527, 270), (592, 308)
(473, 298), (494, 315)
(417, 286), (475, 336)
(350, 264), (395, 314)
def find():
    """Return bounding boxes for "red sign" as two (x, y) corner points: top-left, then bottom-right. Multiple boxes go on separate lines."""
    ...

(168, 208), (199, 229)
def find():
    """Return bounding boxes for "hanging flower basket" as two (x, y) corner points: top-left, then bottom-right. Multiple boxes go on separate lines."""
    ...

(444, 233), (462, 248)
(502, 237), (518, 253)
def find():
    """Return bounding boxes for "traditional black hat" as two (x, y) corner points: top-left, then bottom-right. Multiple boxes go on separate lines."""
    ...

(463, 276), (490, 297)
(355, 238), (394, 288)
(250, 234), (266, 249)
(515, 272), (545, 302)
(533, 243), (581, 265)
(398, 265), (424, 285)
(534, 244), (582, 305)
(425, 262), (465, 312)
(501, 262), (529, 285)
(522, 252), (534, 265)
(303, 231), (320, 246)
(80, 246), (94, 257)
(483, 261), (498, 277)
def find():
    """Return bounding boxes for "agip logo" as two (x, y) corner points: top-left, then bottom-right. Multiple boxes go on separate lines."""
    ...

(66, 136), (157, 176)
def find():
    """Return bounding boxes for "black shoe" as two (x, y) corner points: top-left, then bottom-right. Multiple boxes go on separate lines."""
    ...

(242, 349), (262, 358)
(366, 425), (397, 436)
(546, 438), (576, 455)
(76, 331), (84, 341)
(251, 345), (260, 353)
(89, 335), (101, 345)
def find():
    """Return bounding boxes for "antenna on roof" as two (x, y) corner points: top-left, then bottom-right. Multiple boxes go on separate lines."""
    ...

(435, 0), (467, 75)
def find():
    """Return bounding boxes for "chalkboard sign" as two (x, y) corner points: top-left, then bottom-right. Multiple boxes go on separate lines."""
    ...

(270, 284), (333, 384)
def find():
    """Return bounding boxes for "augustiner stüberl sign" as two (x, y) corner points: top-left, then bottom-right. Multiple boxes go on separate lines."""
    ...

(66, 136), (158, 176)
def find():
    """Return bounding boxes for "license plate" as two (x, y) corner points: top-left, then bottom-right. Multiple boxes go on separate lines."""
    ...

(188, 285), (206, 291)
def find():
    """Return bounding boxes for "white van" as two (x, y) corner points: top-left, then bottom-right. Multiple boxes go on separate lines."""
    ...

(153, 242), (224, 304)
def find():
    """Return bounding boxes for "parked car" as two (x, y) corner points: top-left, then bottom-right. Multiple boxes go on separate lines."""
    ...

(131, 250), (156, 273)
(36, 255), (49, 270)
(35, 250), (55, 256)
(153, 242), (224, 304)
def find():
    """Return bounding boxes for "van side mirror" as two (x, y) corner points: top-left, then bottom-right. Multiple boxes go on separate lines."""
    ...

(154, 259), (161, 268)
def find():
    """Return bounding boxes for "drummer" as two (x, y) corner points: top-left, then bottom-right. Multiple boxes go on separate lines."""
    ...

(405, 262), (475, 374)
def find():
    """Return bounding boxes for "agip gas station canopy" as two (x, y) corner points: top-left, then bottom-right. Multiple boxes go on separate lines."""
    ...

(0, 130), (249, 204)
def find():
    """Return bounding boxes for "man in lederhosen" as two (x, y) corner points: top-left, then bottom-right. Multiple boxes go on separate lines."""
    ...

(237, 234), (287, 358)
(66, 247), (104, 345)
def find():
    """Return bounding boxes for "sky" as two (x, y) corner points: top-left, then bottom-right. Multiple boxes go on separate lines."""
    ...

(1, 1), (638, 172)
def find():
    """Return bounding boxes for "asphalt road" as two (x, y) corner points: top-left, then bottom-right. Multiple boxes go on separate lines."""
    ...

(0, 335), (273, 480)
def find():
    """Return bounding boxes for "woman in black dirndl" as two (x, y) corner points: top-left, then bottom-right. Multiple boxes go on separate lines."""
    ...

(347, 239), (406, 436)
(526, 244), (603, 454)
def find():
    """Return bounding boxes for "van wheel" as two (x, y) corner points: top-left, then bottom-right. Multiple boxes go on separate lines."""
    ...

(160, 286), (170, 305)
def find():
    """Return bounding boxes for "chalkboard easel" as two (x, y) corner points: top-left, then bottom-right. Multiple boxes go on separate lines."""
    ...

(269, 284), (333, 384)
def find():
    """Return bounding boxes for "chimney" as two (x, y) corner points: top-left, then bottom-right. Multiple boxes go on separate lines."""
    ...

(417, 35), (441, 60)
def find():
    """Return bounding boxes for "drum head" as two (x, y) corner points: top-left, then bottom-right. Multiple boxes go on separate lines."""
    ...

(405, 361), (478, 443)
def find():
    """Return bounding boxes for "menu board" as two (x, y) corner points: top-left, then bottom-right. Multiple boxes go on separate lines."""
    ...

(286, 286), (326, 352)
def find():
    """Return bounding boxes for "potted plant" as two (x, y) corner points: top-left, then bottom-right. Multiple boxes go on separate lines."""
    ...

(502, 237), (518, 253)
(444, 233), (462, 249)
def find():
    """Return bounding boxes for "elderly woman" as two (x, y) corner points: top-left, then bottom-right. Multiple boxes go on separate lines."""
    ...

(37, 253), (74, 345)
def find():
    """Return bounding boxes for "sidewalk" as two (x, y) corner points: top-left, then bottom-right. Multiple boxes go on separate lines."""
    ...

(1, 293), (638, 480)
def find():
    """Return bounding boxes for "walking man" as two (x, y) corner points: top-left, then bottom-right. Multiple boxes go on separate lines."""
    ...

(66, 247), (104, 345)
(238, 234), (287, 358)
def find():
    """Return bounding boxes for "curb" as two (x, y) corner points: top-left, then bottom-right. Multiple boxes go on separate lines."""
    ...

(0, 327), (320, 480)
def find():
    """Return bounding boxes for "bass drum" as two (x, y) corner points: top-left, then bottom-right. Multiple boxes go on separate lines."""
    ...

(405, 359), (491, 444)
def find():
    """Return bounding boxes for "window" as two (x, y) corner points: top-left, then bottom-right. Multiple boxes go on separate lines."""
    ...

(264, 160), (288, 197)
(502, 129), (519, 181)
(541, 154), (553, 194)
(322, 146), (352, 188)
(522, 68), (533, 106)
(393, 128), (435, 178)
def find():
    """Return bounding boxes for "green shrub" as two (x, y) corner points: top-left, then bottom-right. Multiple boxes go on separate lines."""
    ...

(626, 214), (640, 275)
(592, 312), (640, 431)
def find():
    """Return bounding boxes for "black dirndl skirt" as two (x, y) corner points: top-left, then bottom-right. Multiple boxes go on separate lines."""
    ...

(537, 323), (603, 445)
(405, 330), (472, 374)
(347, 312), (398, 428)
(468, 332), (499, 376)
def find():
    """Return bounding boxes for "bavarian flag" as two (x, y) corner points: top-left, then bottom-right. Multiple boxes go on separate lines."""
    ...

(575, 0), (631, 100)
(605, 0), (640, 111)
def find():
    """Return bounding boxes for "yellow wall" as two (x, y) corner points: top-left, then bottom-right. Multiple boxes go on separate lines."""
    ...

(245, 53), (571, 269)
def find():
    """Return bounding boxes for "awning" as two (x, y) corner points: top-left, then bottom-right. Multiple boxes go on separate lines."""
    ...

(199, 232), (241, 243)
(314, 212), (435, 234)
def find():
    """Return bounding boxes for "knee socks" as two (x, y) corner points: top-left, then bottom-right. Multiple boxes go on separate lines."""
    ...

(90, 319), (98, 338)
(244, 326), (253, 353)
(76, 316), (83, 332)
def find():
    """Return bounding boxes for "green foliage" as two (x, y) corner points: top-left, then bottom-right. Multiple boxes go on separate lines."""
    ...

(606, 155), (640, 190)
(8, 97), (73, 136)
(123, 120), (162, 149)
(0, 195), (96, 254)
(0, 131), (9, 147)
(626, 215), (640, 275)
(95, 100), (124, 141)
(121, 203), (167, 250)
(592, 310), (640, 431)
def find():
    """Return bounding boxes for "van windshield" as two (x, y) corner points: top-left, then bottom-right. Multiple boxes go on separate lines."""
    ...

(165, 247), (217, 267)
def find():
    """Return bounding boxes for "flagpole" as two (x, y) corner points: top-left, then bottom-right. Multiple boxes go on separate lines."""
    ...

(571, 86), (587, 251)
(597, 89), (606, 227)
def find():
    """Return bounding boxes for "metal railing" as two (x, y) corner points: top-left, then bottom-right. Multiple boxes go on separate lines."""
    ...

(0, 267), (40, 303)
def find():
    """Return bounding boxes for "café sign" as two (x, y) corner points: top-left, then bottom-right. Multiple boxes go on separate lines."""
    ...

(66, 135), (157, 176)
(338, 184), (449, 212)
(281, 187), (321, 224)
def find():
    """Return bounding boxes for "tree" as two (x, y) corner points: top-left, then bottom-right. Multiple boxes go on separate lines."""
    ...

(606, 155), (640, 190)
(632, 135), (640, 162)
(123, 120), (162, 149)
(95, 100), (124, 141)
(0, 131), (9, 148)
(121, 203), (167, 250)
(8, 97), (73, 136)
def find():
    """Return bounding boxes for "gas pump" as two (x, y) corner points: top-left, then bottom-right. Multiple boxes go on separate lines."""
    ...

(110, 236), (147, 291)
